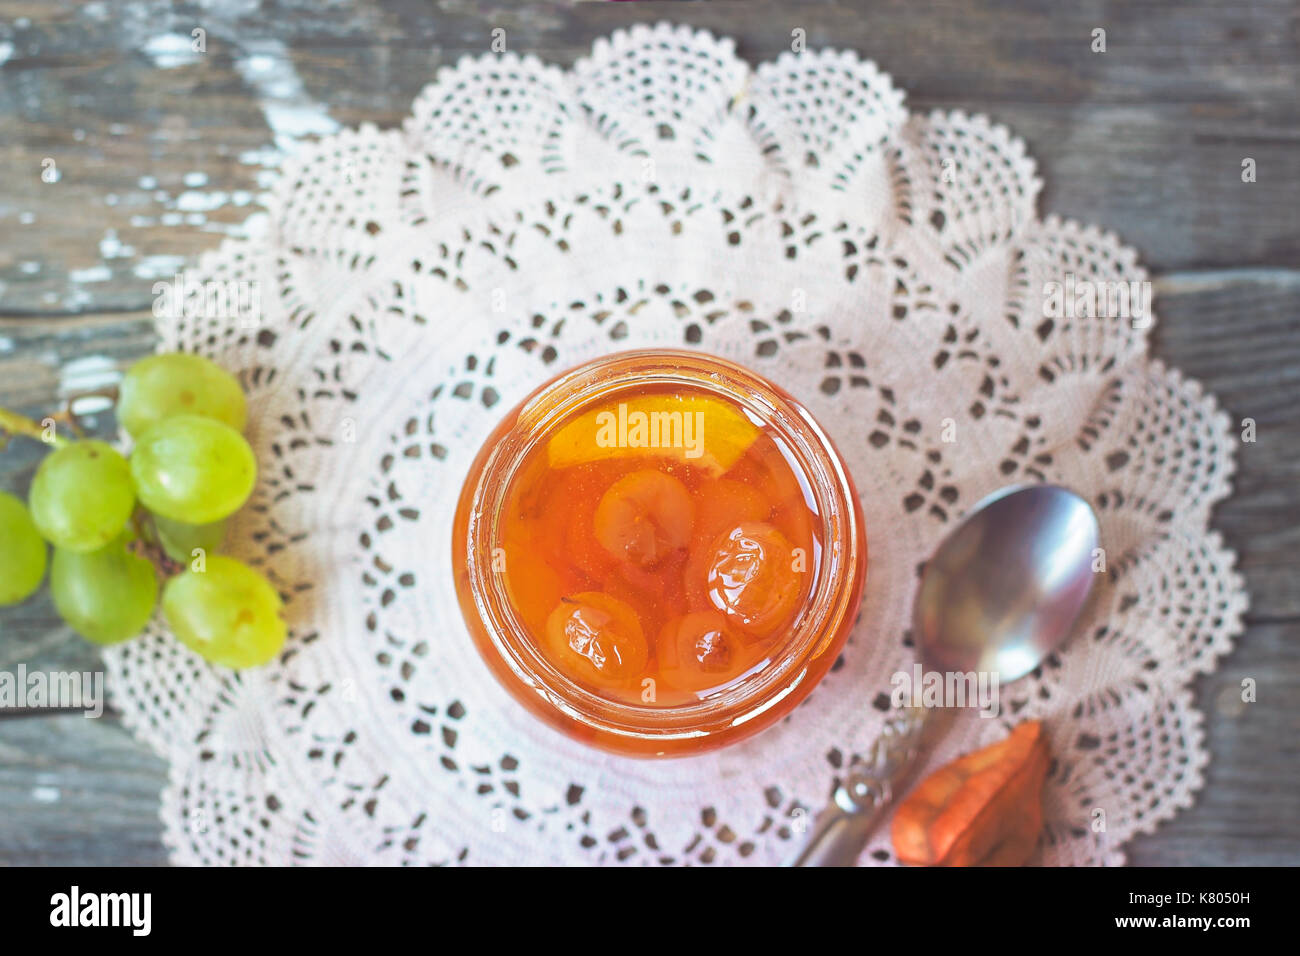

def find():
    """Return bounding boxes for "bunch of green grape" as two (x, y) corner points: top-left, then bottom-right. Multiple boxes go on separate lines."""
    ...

(0, 353), (285, 669)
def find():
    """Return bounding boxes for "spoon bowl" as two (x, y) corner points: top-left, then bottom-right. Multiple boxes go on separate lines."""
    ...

(914, 484), (1100, 682)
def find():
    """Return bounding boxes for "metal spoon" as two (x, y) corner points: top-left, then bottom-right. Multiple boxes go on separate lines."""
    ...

(789, 484), (1100, 866)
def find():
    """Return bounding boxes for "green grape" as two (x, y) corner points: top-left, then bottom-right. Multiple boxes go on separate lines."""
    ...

(153, 513), (228, 565)
(162, 555), (286, 668)
(130, 415), (257, 524)
(50, 534), (158, 644)
(28, 440), (135, 552)
(118, 352), (247, 439)
(0, 491), (48, 605)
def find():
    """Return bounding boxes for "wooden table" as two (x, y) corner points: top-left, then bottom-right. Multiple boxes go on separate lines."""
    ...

(2, 0), (1297, 866)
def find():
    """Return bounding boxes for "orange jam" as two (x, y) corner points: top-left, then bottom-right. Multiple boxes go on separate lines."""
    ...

(454, 350), (866, 756)
(501, 386), (821, 708)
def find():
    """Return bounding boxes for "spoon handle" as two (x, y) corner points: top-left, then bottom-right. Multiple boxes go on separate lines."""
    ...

(787, 705), (945, 866)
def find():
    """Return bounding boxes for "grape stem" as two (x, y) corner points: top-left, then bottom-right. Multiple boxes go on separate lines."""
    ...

(0, 407), (72, 448)
(128, 509), (183, 577)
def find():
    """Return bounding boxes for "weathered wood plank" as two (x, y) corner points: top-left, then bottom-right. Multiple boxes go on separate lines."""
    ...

(2, 0), (1298, 314)
(1126, 622), (1300, 866)
(1151, 271), (1300, 621)
(0, 713), (169, 866)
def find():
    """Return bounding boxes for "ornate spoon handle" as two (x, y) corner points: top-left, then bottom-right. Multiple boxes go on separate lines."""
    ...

(787, 705), (948, 866)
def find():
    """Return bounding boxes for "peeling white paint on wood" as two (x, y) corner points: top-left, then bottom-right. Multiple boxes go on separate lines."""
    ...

(142, 33), (202, 70)
(68, 265), (112, 284)
(233, 39), (340, 158)
(59, 355), (121, 414)
(131, 254), (188, 280)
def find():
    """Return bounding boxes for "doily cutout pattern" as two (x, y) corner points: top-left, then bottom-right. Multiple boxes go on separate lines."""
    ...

(103, 23), (1248, 867)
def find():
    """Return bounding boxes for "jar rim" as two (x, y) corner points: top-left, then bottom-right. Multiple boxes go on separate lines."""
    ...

(460, 349), (865, 746)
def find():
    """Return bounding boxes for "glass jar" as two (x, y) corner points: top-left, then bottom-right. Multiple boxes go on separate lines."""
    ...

(452, 349), (867, 757)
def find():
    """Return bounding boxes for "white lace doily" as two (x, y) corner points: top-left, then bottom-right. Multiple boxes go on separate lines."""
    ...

(103, 23), (1249, 866)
